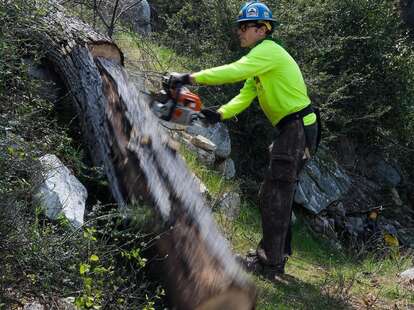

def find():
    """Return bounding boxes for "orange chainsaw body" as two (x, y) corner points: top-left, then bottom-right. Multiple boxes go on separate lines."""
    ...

(171, 88), (202, 123)
(152, 85), (203, 125)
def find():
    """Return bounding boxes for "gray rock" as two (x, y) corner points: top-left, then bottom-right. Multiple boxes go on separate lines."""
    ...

(381, 223), (398, 235)
(362, 154), (401, 187)
(295, 147), (352, 214)
(23, 302), (44, 310)
(396, 228), (414, 248)
(169, 130), (216, 166)
(57, 297), (76, 310)
(218, 192), (241, 220)
(187, 122), (231, 159)
(314, 217), (329, 233)
(400, 268), (414, 281)
(291, 211), (297, 224)
(345, 217), (364, 235)
(390, 187), (403, 206)
(190, 135), (216, 152)
(310, 216), (337, 238)
(35, 154), (87, 228)
(217, 158), (236, 179)
(123, 0), (151, 35)
(186, 142), (215, 166)
(327, 201), (346, 217)
(328, 217), (335, 229)
(192, 173), (209, 198)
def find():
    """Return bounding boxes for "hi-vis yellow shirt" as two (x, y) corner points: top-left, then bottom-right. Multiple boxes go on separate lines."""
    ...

(193, 39), (316, 126)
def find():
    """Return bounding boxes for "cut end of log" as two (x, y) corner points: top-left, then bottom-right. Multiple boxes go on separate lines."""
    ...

(89, 42), (124, 66)
(196, 287), (256, 310)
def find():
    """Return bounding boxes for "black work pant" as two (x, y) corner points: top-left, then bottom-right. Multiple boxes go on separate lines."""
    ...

(258, 118), (317, 266)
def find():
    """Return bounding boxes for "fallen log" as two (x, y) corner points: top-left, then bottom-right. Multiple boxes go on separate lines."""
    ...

(23, 1), (256, 309)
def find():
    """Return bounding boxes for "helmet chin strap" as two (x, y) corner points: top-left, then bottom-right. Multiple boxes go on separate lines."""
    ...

(258, 21), (272, 31)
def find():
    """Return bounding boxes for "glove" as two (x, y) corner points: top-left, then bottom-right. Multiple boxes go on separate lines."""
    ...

(168, 72), (191, 89)
(200, 107), (221, 124)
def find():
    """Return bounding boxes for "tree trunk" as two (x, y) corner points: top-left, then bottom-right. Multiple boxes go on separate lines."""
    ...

(399, 0), (414, 28)
(27, 1), (256, 309)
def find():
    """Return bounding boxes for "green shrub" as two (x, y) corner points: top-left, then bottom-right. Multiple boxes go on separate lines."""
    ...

(0, 2), (164, 308)
(152, 0), (414, 181)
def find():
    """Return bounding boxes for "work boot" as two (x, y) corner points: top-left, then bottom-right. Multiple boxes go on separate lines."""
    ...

(261, 256), (293, 284)
(236, 249), (264, 274)
(262, 263), (284, 278)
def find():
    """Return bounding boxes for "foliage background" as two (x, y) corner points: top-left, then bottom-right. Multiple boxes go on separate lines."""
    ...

(151, 0), (414, 188)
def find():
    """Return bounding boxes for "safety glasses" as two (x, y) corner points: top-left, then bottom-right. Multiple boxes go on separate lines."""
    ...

(237, 22), (262, 32)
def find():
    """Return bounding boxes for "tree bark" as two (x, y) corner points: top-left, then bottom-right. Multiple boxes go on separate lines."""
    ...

(399, 0), (414, 29)
(27, 1), (256, 309)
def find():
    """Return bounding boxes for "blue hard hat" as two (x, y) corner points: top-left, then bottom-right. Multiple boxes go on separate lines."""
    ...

(237, 1), (277, 23)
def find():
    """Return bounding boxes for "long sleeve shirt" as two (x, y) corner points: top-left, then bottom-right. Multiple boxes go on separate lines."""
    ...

(193, 39), (316, 126)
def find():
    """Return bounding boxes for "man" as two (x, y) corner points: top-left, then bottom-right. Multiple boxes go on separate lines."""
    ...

(170, 0), (319, 280)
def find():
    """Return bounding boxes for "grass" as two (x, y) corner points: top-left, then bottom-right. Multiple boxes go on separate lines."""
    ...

(214, 201), (414, 309)
(176, 135), (413, 308)
(179, 144), (238, 197)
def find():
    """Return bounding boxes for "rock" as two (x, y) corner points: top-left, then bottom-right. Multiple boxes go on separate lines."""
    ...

(23, 302), (44, 310)
(169, 129), (216, 166)
(339, 175), (382, 214)
(192, 173), (209, 198)
(310, 216), (337, 238)
(57, 297), (76, 310)
(186, 142), (216, 166)
(295, 147), (352, 214)
(400, 268), (414, 281)
(391, 188), (403, 206)
(217, 158), (236, 179)
(361, 154), (401, 187)
(123, 0), (151, 35)
(35, 154), (87, 228)
(291, 211), (297, 224)
(327, 201), (346, 217)
(328, 217), (335, 229)
(345, 217), (364, 235)
(218, 192), (241, 220)
(190, 135), (216, 152)
(187, 122), (231, 159)
(396, 228), (414, 248)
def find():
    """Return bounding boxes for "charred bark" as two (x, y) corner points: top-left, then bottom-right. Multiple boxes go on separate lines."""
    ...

(26, 1), (256, 309)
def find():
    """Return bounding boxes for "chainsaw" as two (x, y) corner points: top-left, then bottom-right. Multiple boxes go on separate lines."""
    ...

(150, 75), (204, 126)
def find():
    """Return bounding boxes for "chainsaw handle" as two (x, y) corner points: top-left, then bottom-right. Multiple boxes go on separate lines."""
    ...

(190, 112), (212, 127)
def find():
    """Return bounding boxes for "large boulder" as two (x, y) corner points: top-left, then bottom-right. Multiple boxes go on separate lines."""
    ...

(295, 147), (352, 214)
(35, 154), (87, 228)
(187, 122), (231, 159)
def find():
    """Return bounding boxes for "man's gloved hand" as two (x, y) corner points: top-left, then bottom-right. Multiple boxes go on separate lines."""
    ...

(200, 107), (221, 124)
(168, 72), (191, 89)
